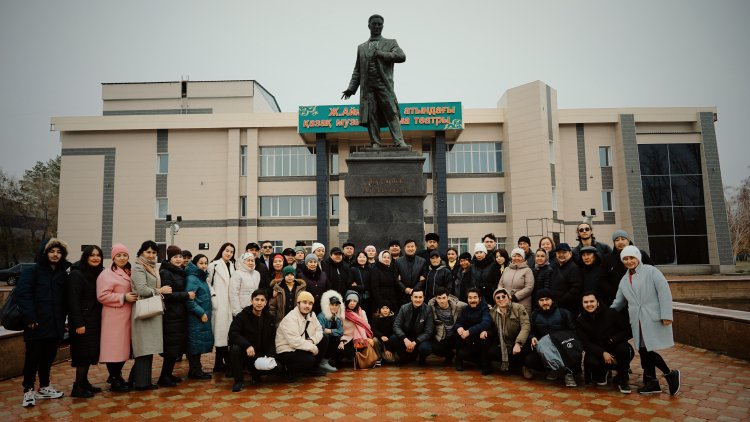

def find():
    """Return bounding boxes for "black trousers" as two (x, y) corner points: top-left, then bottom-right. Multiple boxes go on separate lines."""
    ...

(389, 334), (433, 359)
(431, 335), (458, 359)
(639, 347), (670, 380)
(22, 338), (59, 390)
(276, 336), (329, 376)
(487, 341), (530, 371)
(129, 355), (154, 388)
(584, 342), (633, 382)
(456, 336), (490, 369)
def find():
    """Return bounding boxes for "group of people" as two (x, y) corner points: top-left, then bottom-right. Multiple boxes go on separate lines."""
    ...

(13, 224), (680, 408)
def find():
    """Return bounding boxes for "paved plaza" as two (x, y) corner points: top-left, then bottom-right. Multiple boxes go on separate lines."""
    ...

(1, 343), (748, 421)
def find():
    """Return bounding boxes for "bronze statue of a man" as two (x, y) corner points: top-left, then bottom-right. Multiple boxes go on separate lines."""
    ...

(342, 14), (408, 148)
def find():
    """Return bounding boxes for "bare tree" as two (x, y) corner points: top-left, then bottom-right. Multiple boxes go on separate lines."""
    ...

(19, 156), (60, 245)
(727, 175), (750, 260)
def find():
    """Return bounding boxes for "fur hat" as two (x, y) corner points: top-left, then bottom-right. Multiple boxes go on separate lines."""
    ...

(425, 233), (440, 242)
(44, 238), (69, 259)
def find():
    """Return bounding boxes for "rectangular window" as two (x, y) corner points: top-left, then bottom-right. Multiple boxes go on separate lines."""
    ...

(599, 146), (611, 167)
(259, 146), (316, 177)
(551, 187), (558, 211)
(240, 196), (247, 217)
(270, 241), (284, 254)
(422, 143), (432, 174)
(423, 195), (434, 216)
(240, 146), (248, 176)
(601, 191), (614, 212)
(448, 238), (469, 255)
(156, 198), (168, 219)
(446, 142), (502, 174)
(259, 196), (317, 217)
(447, 193), (503, 214)
(331, 195), (339, 216)
(329, 146), (339, 176)
(549, 141), (555, 164)
(157, 153), (168, 174)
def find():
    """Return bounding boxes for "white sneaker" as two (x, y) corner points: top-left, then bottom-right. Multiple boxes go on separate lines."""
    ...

(36, 384), (64, 399)
(22, 389), (36, 407)
(319, 360), (338, 373)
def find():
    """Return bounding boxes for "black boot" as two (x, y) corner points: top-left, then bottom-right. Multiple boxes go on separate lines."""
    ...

(71, 382), (94, 398)
(84, 381), (102, 393)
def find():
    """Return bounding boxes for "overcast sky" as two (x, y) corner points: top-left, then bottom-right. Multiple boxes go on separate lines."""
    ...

(1, 0), (748, 187)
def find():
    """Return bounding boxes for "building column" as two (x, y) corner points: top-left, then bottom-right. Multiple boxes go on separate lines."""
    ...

(434, 131), (448, 252)
(316, 133), (329, 246)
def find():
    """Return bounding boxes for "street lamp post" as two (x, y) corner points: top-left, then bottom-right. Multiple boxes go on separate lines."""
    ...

(165, 214), (182, 245)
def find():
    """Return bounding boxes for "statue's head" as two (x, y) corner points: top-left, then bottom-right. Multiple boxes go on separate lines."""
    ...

(368, 14), (384, 36)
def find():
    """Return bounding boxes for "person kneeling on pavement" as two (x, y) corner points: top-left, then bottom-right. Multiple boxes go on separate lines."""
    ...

(577, 291), (634, 394)
(275, 291), (332, 380)
(454, 287), (493, 374)
(228, 289), (278, 392)
(428, 287), (467, 366)
(524, 289), (580, 387)
(391, 290), (434, 365)
(488, 287), (531, 375)
(317, 290), (344, 371)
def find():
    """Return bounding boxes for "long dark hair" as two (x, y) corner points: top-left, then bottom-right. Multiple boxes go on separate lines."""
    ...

(192, 254), (208, 265)
(80, 245), (104, 272)
(212, 242), (236, 263)
(136, 240), (159, 257)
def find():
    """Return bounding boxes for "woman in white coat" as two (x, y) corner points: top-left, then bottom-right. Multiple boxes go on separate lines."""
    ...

(208, 242), (235, 373)
(229, 252), (264, 317)
(611, 246), (680, 395)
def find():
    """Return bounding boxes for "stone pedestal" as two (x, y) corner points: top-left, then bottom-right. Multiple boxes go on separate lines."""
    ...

(345, 150), (426, 251)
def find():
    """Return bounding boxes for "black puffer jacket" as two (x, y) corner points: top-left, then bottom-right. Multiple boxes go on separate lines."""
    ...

(549, 260), (583, 314)
(160, 261), (189, 358)
(423, 263), (452, 301)
(323, 257), (351, 296)
(16, 250), (71, 341)
(471, 256), (500, 305)
(530, 303), (575, 340)
(228, 306), (276, 357)
(370, 261), (401, 311)
(66, 261), (103, 366)
(576, 303), (632, 357)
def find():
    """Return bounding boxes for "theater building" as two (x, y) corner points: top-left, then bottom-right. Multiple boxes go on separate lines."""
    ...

(52, 79), (733, 273)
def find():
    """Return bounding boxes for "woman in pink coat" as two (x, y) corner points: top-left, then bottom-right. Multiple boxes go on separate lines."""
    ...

(96, 244), (138, 393)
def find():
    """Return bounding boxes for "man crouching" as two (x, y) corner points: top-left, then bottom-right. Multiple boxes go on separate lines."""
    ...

(275, 291), (331, 380)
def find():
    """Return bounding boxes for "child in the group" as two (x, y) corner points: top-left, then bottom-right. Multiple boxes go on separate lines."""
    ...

(317, 290), (344, 371)
(371, 300), (396, 362)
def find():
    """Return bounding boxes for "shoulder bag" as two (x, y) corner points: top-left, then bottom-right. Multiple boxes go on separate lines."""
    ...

(355, 341), (378, 369)
(1, 288), (24, 331)
(134, 272), (164, 320)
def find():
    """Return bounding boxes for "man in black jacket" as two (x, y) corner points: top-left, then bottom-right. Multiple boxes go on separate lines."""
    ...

(228, 290), (277, 392)
(577, 292), (634, 394)
(395, 239), (427, 305)
(454, 288), (492, 374)
(550, 243), (583, 314)
(392, 290), (434, 365)
(323, 247), (351, 295)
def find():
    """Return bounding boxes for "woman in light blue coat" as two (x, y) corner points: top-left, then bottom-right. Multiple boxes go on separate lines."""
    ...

(611, 246), (680, 395)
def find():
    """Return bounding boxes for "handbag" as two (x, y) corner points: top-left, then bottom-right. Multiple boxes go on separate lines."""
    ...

(134, 294), (164, 320)
(355, 342), (378, 369)
(353, 338), (368, 350)
(1, 288), (24, 331)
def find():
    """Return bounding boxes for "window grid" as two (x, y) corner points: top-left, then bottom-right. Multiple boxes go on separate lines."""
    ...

(599, 146), (611, 167)
(259, 196), (317, 217)
(240, 196), (247, 217)
(447, 193), (503, 214)
(259, 147), (316, 177)
(601, 191), (614, 212)
(446, 142), (502, 174)
(448, 238), (469, 255)
(157, 153), (168, 174)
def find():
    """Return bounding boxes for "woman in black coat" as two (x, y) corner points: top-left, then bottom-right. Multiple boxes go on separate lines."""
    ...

(66, 245), (104, 398)
(157, 246), (194, 387)
(16, 239), (71, 407)
(369, 251), (400, 316)
(349, 251), (371, 313)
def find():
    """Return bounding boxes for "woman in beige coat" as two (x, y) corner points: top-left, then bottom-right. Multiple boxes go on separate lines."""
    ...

(497, 248), (535, 313)
(129, 240), (172, 390)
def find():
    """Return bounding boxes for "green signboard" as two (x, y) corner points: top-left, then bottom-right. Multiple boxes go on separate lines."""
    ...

(298, 102), (462, 134)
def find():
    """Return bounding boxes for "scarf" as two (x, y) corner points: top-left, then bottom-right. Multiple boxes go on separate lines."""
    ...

(534, 251), (550, 270)
(345, 309), (373, 339)
(495, 306), (510, 371)
(137, 255), (161, 288)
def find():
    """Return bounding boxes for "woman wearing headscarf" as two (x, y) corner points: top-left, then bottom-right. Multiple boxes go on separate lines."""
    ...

(129, 240), (172, 390)
(207, 242), (235, 373)
(497, 248), (535, 313)
(339, 290), (376, 361)
(229, 252), (264, 317)
(97, 243), (137, 393)
(66, 245), (105, 398)
(369, 250), (400, 315)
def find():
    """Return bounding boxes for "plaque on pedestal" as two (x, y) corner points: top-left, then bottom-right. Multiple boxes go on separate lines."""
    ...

(345, 150), (426, 251)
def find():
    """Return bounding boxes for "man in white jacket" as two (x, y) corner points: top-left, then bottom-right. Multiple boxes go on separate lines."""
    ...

(275, 291), (330, 380)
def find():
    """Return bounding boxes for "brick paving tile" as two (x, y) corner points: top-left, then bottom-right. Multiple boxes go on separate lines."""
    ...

(1, 343), (749, 421)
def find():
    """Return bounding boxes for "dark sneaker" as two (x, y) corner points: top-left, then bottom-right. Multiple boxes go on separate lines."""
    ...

(618, 382), (632, 394)
(455, 358), (464, 372)
(596, 370), (609, 386)
(157, 377), (177, 388)
(71, 383), (94, 398)
(638, 380), (662, 394)
(231, 382), (243, 392)
(84, 382), (102, 393)
(665, 369), (681, 396)
(564, 372), (577, 387)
